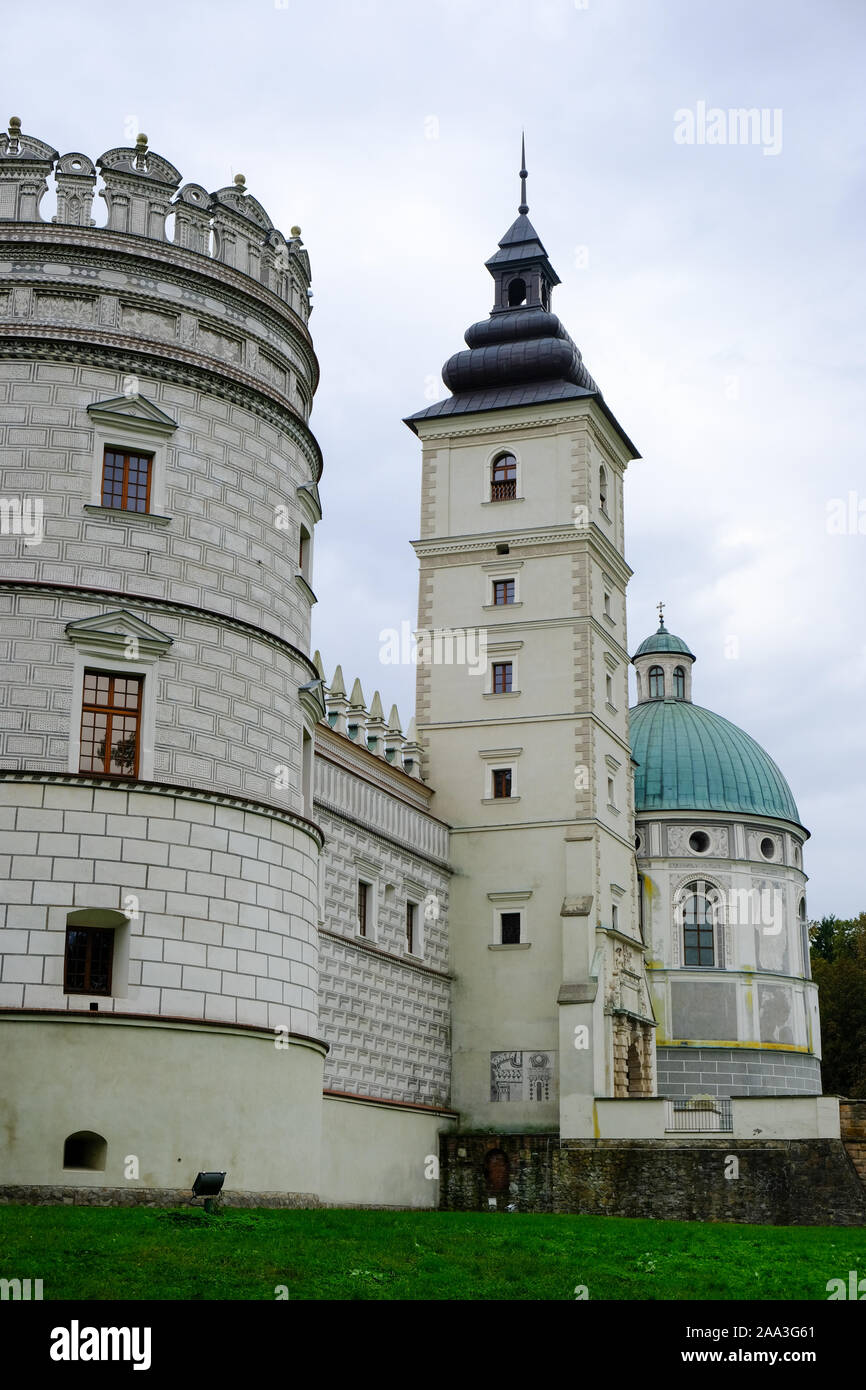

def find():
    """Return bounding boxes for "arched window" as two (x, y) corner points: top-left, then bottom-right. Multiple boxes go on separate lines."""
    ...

(648, 665), (665, 699)
(507, 277), (527, 307)
(678, 880), (722, 967)
(599, 465), (608, 509)
(673, 666), (685, 699)
(491, 453), (517, 501)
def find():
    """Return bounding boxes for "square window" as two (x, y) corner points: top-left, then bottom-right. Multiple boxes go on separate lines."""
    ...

(64, 927), (114, 995)
(493, 579), (515, 606)
(100, 447), (153, 513)
(500, 912), (521, 945)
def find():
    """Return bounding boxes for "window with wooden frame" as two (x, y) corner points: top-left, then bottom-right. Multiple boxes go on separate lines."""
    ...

(406, 900), (417, 954)
(648, 665), (665, 699)
(490, 452), (517, 501)
(492, 661), (513, 694)
(100, 447), (153, 513)
(358, 880), (370, 938)
(492, 768), (512, 799)
(64, 925), (114, 996)
(79, 671), (143, 778)
(493, 578), (515, 606)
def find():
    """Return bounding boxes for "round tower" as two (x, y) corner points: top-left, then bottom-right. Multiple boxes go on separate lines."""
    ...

(0, 120), (326, 1202)
(630, 613), (820, 1098)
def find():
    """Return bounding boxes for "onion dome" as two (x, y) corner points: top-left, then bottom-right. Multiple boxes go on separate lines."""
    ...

(405, 137), (638, 457)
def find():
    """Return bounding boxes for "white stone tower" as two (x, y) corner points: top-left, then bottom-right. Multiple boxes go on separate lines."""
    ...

(0, 121), (325, 1201)
(405, 149), (655, 1136)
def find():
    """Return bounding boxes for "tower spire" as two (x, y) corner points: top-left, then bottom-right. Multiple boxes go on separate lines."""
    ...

(518, 131), (528, 215)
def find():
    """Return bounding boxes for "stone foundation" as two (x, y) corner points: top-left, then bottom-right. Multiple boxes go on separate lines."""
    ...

(0, 1186), (319, 1208)
(440, 1132), (866, 1225)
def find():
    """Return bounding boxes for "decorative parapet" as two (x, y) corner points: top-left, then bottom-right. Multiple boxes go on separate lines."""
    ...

(0, 119), (312, 320)
(320, 661), (425, 781)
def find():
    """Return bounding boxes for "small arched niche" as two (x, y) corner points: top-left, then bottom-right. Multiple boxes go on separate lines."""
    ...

(63, 1131), (107, 1171)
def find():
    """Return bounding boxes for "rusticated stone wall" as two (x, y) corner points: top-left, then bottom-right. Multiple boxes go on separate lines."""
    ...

(440, 1132), (866, 1226)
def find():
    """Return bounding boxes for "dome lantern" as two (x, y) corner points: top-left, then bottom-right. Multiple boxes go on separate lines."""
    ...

(632, 603), (695, 703)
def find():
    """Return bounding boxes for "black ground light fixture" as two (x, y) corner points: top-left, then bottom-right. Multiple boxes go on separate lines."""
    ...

(192, 1171), (226, 1214)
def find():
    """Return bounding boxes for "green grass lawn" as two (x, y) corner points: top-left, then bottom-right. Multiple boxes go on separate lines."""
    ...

(0, 1205), (863, 1300)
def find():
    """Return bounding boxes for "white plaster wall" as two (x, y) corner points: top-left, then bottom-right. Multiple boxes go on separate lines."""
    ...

(0, 1016), (324, 1192)
(319, 1095), (455, 1208)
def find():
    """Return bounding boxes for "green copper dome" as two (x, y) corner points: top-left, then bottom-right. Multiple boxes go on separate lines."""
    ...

(629, 699), (802, 825)
(633, 622), (695, 659)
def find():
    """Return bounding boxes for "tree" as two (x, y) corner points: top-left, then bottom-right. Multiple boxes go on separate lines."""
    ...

(809, 913), (866, 1097)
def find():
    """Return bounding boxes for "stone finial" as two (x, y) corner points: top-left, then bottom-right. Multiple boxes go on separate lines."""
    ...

(346, 677), (366, 742)
(98, 141), (181, 239)
(384, 705), (405, 765)
(234, 173), (247, 191)
(0, 119), (59, 221)
(312, 649), (326, 681)
(290, 225), (302, 237)
(403, 717), (424, 779)
(325, 663), (349, 735)
(366, 690), (387, 757)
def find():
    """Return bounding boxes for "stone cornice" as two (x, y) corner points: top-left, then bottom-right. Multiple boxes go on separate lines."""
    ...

(323, 1088), (458, 1117)
(317, 927), (452, 981)
(410, 395), (638, 468)
(0, 1008), (328, 1052)
(0, 580), (320, 680)
(0, 327), (323, 481)
(412, 523), (634, 583)
(0, 222), (318, 386)
(315, 723), (439, 810)
(0, 769), (325, 848)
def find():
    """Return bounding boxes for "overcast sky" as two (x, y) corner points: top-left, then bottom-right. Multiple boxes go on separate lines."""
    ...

(10, 0), (865, 918)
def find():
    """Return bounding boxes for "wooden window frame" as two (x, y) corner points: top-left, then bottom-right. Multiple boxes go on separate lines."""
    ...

(100, 446), (154, 514)
(63, 926), (114, 996)
(79, 670), (143, 779)
(648, 665), (665, 699)
(492, 768), (512, 799)
(491, 453), (517, 502)
(492, 661), (513, 694)
(493, 578), (515, 606)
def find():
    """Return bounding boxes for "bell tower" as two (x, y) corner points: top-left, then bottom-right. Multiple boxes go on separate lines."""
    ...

(405, 147), (655, 1135)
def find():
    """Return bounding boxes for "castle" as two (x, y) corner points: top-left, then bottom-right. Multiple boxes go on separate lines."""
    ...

(1, 120), (861, 1221)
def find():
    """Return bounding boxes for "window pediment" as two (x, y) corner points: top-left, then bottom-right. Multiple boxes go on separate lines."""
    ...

(86, 393), (178, 439)
(65, 609), (173, 657)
